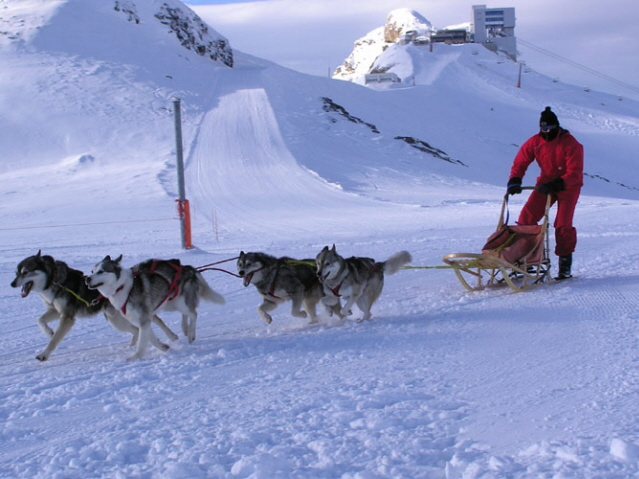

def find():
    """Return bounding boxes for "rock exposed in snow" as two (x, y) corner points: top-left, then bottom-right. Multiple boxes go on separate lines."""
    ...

(333, 8), (433, 83)
(154, 2), (233, 67)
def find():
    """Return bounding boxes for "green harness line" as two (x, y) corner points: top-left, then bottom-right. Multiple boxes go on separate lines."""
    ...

(285, 259), (472, 271)
(58, 284), (93, 308)
(285, 260), (316, 267)
(401, 264), (460, 270)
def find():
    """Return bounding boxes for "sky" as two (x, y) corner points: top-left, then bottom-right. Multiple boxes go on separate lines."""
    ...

(187, 0), (639, 100)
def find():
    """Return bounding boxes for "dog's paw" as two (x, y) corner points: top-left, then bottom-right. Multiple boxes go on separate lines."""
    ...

(340, 308), (353, 317)
(187, 334), (196, 344)
(167, 331), (179, 342)
(160, 343), (170, 352)
(36, 352), (49, 361)
(292, 310), (307, 319)
(260, 314), (273, 325)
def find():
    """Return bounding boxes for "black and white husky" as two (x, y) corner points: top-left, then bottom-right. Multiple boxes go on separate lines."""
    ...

(315, 245), (412, 321)
(10, 250), (177, 361)
(86, 255), (225, 360)
(237, 251), (322, 325)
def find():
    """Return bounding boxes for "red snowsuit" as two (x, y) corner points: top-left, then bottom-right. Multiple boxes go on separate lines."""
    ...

(509, 128), (584, 257)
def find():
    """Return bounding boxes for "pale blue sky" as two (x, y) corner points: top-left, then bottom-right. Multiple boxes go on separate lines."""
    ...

(186, 0), (638, 100)
(187, 0), (259, 3)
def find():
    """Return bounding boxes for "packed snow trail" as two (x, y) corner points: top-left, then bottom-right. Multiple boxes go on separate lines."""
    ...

(185, 67), (424, 240)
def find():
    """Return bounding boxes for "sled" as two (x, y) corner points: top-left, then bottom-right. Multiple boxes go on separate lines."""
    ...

(442, 187), (552, 292)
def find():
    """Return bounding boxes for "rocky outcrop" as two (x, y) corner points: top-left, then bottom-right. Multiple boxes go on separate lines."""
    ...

(154, 3), (233, 67)
(334, 9), (433, 83)
(114, 1), (140, 24)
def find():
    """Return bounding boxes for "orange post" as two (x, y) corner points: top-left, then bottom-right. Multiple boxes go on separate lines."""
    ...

(176, 199), (193, 249)
(183, 199), (192, 249)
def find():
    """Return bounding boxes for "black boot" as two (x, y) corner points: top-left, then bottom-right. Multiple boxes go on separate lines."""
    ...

(555, 254), (573, 280)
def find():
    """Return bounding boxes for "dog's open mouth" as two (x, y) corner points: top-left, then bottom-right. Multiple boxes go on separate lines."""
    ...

(85, 277), (103, 290)
(21, 281), (33, 298)
(242, 272), (253, 287)
(317, 272), (327, 283)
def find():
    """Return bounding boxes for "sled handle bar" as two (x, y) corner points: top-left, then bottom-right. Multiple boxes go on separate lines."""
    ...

(500, 187), (552, 228)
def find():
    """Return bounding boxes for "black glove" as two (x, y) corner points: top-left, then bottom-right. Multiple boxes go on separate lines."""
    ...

(507, 177), (522, 195)
(538, 177), (565, 195)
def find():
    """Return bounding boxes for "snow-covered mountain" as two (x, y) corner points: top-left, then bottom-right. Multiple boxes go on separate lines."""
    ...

(2, 0), (638, 206)
(3, 1), (639, 477)
(0, 0), (232, 172)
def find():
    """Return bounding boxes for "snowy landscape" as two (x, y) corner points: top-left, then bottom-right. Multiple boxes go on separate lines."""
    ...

(2, 0), (639, 478)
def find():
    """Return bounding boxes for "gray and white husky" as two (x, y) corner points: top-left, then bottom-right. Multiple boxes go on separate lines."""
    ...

(315, 245), (412, 321)
(237, 251), (322, 325)
(10, 250), (176, 361)
(86, 255), (225, 360)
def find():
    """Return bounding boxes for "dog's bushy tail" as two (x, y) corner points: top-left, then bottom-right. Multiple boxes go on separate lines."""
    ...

(197, 272), (226, 304)
(383, 251), (412, 276)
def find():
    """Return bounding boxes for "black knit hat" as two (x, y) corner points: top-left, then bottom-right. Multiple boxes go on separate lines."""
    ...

(539, 106), (559, 128)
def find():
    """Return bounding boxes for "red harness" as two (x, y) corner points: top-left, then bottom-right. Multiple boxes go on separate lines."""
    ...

(120, 260), (183, 315)
(327, 263), (378, 297)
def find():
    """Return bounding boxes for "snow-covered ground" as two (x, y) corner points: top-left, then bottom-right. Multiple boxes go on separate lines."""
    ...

(2, 1), (639, 478)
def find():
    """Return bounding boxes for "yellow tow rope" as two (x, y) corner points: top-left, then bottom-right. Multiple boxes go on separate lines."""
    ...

(59, 284), (93, 308)
(402, 265), (458, 270)
(286, 259), (472, 271)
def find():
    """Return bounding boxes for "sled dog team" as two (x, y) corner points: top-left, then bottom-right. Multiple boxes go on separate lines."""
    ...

(11, 247), (411, 361)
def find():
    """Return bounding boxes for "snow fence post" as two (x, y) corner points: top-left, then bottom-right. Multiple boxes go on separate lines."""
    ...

(516, 62), (524, 88)
(173, 98), (192, 249)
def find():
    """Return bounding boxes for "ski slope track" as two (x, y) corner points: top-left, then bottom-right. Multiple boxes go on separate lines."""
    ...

(186, 66), (420, 241)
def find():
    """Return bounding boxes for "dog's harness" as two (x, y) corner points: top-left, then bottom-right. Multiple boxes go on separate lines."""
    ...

(266, 263), (283, 300)
(325, 262), (379, 297)
(244, 263), (283, 299)
(60, 284), (96, 308)
(50, 272), (102, 309)
(119, 260), (183, 315)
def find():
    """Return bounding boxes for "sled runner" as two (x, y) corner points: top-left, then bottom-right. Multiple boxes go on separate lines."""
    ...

(442, 187), (552, 292)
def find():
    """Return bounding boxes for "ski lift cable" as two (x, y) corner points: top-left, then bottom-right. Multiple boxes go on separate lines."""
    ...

(518, 38), (639, 95)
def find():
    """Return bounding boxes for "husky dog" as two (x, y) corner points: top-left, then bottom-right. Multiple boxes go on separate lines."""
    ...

(237, 251), (322, 325)
(86, 255), (225, 360)
(10, 250), (176, 361)
(316, 245), (412, 321)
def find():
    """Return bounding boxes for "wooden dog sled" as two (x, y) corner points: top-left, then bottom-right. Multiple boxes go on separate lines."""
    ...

(443, 188), (552, 292)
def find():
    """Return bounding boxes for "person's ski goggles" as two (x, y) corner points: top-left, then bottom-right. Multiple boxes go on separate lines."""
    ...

(540, 125), (557, 132)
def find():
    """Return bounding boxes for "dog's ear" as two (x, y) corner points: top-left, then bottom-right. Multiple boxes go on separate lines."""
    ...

(331, 244), (336, 252)
(103, 255), (122, 264)
(36, 249), (42, 258)
(239, 251), (245, 258)
(321, 246), (328, 252)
